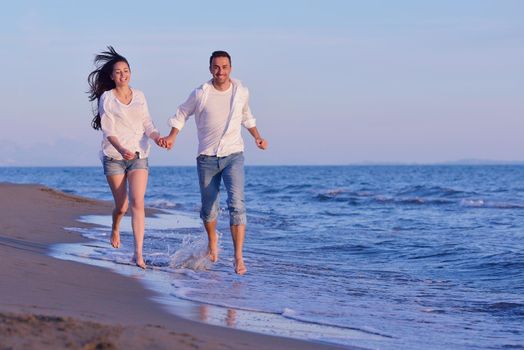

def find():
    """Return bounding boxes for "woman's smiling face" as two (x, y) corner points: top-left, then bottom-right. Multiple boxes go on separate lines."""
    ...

(111, 61), (131, 87)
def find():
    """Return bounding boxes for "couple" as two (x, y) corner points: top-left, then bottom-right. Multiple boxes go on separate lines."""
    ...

(87, 47), (267, 275)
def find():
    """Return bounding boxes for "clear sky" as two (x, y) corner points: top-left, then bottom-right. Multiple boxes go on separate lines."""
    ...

(0, 0), (522, 166)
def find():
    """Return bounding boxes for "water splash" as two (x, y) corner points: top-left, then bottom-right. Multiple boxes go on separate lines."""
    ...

(170, 232), (222, 271)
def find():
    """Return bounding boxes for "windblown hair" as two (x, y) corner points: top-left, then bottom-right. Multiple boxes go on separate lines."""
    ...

(209, 50), (231, 67)
(87, 46), (130, 130)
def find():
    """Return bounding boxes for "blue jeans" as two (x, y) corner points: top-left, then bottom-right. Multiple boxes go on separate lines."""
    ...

(196, 152), (246, 226)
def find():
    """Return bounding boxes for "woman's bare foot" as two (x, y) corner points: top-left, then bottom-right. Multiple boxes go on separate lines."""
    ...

(110, 230), (120, 248)
(234, 258), (247, 275)
(132, 255), (146, 270)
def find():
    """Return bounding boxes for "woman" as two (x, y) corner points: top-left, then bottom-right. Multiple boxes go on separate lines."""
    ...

(88, 46), (163, 269)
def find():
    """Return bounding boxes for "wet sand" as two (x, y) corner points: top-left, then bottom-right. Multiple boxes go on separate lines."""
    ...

(0, 183), (349, 350)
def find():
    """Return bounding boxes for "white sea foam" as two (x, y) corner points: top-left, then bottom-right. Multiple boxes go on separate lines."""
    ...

(460, 199), (524, 209)
(460, 199), (485, 207)
(78, 211), (201, 231)
(148, 199), (179, 209)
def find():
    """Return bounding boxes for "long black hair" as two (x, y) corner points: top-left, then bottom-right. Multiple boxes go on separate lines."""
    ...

(87, 46), (130, 130)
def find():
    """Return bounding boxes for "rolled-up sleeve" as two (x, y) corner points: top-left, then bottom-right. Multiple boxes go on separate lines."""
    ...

(99, 93), (117, 139)
(241, 89), (256, 129)
(168, 89), (198, 130)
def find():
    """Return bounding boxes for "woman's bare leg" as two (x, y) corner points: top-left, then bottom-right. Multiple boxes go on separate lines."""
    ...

(106, 174), (128, 248)
(127, 169), (148, 269)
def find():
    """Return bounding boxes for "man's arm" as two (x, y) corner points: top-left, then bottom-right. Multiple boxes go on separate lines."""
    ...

(247, 127), (268, 150)
(162, 89), (198, 150)
(240, 88), (267, 150)
(162, 127), (180, 150)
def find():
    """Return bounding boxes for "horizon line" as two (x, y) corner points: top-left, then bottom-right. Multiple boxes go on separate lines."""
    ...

(1, 160), (524, 168)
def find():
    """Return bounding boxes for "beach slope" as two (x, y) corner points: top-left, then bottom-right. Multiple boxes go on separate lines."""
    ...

(0, 183), (347, 350)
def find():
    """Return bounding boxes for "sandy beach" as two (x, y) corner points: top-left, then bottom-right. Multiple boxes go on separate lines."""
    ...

(0, 182), (348, 350)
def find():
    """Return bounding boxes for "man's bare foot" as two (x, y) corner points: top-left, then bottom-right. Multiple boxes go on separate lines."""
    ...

(234, 258), (247, 275)
(132, 255), (146, 270)
(208, 234), (219, 262)
(208, 246), (218, 262)
(110, 231), (120, 248)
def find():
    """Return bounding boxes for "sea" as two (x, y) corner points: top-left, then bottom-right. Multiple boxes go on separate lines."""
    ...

(1, 165), (523, 350)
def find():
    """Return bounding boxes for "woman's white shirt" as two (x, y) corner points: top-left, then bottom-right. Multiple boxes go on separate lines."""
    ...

(99, 88), (158, 160)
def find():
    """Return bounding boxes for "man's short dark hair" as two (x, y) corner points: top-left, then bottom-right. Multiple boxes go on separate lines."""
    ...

(209, 50), (231, 66)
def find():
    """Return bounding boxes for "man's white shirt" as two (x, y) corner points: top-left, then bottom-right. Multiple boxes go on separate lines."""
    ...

(168, 79), (256, 157)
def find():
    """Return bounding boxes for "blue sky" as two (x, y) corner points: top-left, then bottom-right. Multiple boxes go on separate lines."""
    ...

(0, 0), (522, 166)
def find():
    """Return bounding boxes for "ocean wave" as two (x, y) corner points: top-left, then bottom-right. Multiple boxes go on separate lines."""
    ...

(320, 210), (349, 217)
(370, 196), (523, 208)
(259, 188), (282, 194)
(283, 184), (313, 191)
(460, 199), (485, 207)
(341, 195), (456, 206)
(168, 289), (394, 340)
(487, 302), (524, 312)
(396, 197), (454, 205)
(315, 243), (376, 254)
(474, 260), (524, 271)
(314, 188), (524, 210)
(315, 188), (350, 201)
(398, 185), (469, 197)
(460, 199), (524, 209)
(170, 288), (280, 314)
(148, 199), (182, 209)
(315, 186), (455, 205)
(281, 308), (394, 338)
(464, 302), (524, 317)
(406, 250), (460, 260)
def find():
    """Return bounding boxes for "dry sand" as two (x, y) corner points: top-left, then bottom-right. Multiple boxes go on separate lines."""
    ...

(0, 183), (348, 350)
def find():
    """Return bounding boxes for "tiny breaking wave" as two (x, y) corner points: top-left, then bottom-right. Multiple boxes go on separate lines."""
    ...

(148, 199), (182, 209)
(315, 188), (465, 207)
(281, 308), (394, 338)
(462, 302), (524, 318)
(396, 197), (454, 205)
(397, 185), (469, 198)
(167, 290), (393, 341)
(460, 199), (524, 209)
(315, 188), (349, 201)
(315, 189), (524, 210)
(487, 302), (524, 314)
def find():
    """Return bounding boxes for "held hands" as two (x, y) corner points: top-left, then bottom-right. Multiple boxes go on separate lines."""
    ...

(154, 136), (168, 149)
(152, 133), (173, 150)
(155, 136), (175, 150)
(156, 128), (179, 150)
(255, 138), (268, 150)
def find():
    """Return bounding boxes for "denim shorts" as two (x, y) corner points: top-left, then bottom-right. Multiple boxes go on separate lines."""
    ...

(102, 154), (149, 176)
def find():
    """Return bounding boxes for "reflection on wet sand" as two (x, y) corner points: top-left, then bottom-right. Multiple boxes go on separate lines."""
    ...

(199, 305), (237, 328)
(226, 309), (237, 327)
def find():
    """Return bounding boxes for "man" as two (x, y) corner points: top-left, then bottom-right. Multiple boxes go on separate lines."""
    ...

(163, 50), (268, 275)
